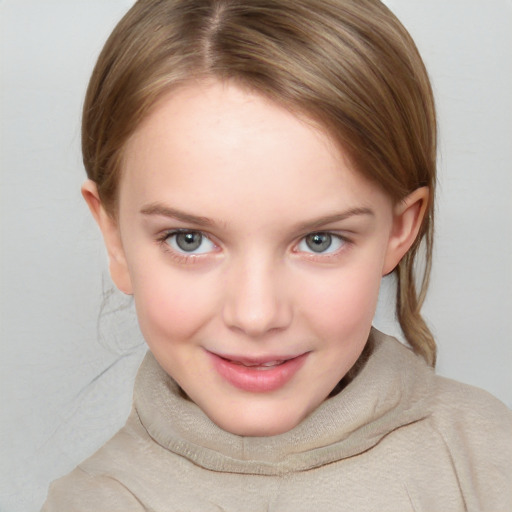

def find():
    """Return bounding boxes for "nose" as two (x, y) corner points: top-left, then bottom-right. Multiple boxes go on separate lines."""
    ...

(222, 255), (293, 338)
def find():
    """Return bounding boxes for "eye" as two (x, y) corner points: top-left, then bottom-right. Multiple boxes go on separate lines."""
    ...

(297, 232), (345, 254)
(165, 230), (216, 254)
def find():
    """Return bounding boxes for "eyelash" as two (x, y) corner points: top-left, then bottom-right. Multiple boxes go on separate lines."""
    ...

(156, 229), (218, 265)
(156, 229), (352, 264)
(294, 232), (352, 261)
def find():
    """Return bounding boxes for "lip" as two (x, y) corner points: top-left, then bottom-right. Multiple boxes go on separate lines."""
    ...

(207, 351), (309, 393)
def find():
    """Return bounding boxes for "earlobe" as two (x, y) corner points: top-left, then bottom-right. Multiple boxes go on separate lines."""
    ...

(81, 180), (133, 295)
(383, 187), (429, 275)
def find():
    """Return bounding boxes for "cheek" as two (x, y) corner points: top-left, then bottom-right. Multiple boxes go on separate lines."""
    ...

(131, 267), (219, 344)
(300, 262), (383, 337)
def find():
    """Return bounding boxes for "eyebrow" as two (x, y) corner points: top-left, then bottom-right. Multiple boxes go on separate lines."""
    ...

(140, 203), (216, 227)
(294, 207), (374, 232)
(140, 202), (374, 231)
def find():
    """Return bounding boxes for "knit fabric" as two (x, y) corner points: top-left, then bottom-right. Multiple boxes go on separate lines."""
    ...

(42, 329), (512, 511)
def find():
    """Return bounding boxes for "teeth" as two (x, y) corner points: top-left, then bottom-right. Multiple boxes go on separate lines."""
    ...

(230, 360), (285, 368)
(259, 361), (283, 367)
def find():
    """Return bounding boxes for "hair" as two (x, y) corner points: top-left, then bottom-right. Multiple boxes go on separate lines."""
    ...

(82, 0), (437, 366)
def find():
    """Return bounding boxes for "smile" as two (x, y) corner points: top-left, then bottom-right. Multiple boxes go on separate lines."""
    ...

(229, 359), (286, 369)
(207, 351), (309, 393)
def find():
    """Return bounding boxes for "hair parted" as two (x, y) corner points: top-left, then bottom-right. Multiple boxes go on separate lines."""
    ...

(82, 0), (437, 365)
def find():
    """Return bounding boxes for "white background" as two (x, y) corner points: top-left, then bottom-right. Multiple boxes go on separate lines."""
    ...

(1, 1), (511, 510)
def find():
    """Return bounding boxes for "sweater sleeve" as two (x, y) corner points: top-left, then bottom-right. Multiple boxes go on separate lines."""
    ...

(41, 467), (146, 512)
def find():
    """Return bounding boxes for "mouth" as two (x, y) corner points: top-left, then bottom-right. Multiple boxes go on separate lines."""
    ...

(207, 351), (309, 392)
(220, 356), (291, 369)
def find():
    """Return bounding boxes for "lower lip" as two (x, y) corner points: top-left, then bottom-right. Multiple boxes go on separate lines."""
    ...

(208, 352), (309, 393)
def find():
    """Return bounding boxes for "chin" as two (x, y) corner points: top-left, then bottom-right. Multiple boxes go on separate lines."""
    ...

(211, 407), (307, 437)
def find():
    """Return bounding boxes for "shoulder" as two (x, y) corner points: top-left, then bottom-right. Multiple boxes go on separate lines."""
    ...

(368, 330), (511, 443)
(41, 466), (145, 512)
(41, 411), (151, 512)
(427, 374), (512, 509)
(429, 374), (512, 440)
(373, 330), (511, 436)
(373, 332), (512, 508)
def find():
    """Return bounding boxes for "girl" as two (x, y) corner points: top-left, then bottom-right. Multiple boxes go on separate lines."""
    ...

(42, 0), (511, 510)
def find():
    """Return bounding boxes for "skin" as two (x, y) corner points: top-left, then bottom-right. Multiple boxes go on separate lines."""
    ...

(84, 80), (428, 436)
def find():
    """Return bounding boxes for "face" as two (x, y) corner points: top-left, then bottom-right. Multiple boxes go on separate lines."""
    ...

(89, 81), (424, 436)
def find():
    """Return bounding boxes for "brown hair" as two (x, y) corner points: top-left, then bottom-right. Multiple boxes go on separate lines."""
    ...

(82, 0), (437, 365)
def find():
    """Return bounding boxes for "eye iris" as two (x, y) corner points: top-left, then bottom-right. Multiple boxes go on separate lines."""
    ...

(176, 232), (202, 252)
(306, 233), (332, 253)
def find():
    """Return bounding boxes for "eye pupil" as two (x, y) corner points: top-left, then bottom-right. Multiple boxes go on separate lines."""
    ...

(176, 232), (202, 251)
(306, 233), (332, 253)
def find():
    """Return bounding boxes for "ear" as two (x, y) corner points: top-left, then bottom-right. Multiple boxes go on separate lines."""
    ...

(81, 180), (133, 295)
(382, 187), (429, 275)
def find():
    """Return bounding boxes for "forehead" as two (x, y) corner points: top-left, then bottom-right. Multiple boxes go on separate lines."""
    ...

(119, 80), (388, 224)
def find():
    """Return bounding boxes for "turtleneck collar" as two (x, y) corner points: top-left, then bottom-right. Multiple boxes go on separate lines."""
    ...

(134, 328), (435, 476)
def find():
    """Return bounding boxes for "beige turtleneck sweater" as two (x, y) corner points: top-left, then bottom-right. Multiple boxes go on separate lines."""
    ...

(42, 330), (512, 511)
